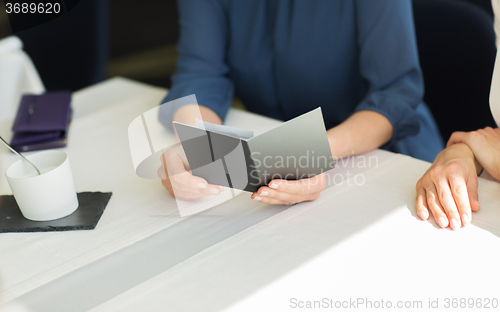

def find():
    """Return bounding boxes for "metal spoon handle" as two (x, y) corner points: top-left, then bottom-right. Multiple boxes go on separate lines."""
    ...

(0, 136), (41, 175)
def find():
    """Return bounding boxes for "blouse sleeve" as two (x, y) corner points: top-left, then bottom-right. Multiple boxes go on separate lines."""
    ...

(159, 0), (233, 127)
(354, 0), (424, 146)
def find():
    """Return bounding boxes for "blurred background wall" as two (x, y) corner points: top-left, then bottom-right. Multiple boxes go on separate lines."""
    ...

(0, 0), (178, 91)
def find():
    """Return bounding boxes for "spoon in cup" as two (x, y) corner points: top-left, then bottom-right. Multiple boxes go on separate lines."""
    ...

(0, 135), (41, 176)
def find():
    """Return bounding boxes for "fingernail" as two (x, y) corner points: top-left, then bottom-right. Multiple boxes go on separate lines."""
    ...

(450, 218), (459, 230)
(210, 188), (220, 195)
(260, 191), (269, 196)
(438, 217), (447, 228)
(462, 214), (470, 226)
(269, 184), (279, 189)
(198, 183), (207, 189)
(254, 196), (262, 201)
(418, 210), (428, 220)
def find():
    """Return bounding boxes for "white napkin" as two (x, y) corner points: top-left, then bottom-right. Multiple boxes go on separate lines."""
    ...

(0, 36), (45, 122)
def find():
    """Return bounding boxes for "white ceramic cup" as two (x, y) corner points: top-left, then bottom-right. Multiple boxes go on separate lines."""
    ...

(5, 150), (79, 221)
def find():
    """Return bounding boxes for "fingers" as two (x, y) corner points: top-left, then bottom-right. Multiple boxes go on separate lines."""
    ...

(251, 174), (326, 205)
(483, 126), (496, 134)
(415, 183), (429, 220)
(447, 130), (484, 150)
(448, 128), (500, 180)
(160, 150), (185, 176)
(448, 175), (472, 227)
(477, 127), (496, 141)
(466, 173), (481, 212)
(252, 186), (321, 204)
(435, 180), (461, 230)
(431, 163), (465, 230)
(158, 161), (213, 193)
(429, 164), (460, 229)
(448, 129), (493, 156)
(158, 150), (222, 200)
(424, 184), (449, 228)
(448, 129), (485, 146)
(268, 174), (326, 194)
(169, 170), (216, 193)
(478, 127), (500, 147)
(158, 165), (222, 200)
(250, 193), (293, 205)
(447, 131), (468, 147)
(163, 184), (208, 201)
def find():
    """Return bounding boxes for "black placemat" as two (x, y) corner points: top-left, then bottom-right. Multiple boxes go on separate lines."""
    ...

(0, 192), (112, 233)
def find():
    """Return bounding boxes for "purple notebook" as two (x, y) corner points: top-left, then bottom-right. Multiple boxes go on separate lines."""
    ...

(11, 92), (72, 152)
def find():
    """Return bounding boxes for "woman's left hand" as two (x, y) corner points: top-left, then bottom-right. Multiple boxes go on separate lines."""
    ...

(251, 173), (326, 205)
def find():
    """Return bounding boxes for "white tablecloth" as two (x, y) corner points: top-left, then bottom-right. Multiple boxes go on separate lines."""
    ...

(1, 78), (499, 312)
(89, 151), (500, 312)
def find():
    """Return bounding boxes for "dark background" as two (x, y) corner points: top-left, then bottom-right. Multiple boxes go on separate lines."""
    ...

(0, 0), (493, 90)
(0, 0), (179, 90)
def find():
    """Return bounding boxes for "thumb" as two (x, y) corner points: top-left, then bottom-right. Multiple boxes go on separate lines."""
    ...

(467, 174), (481, 212)
(160, 149), (188, 178)
(447, 131), (467, 147)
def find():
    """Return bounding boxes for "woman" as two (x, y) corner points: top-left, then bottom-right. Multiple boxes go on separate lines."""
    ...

(416, 0), (500, 230)
(160, 0), (443, 204)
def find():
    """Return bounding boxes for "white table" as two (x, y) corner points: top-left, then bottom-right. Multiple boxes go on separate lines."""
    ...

(1, 78), (499, 312)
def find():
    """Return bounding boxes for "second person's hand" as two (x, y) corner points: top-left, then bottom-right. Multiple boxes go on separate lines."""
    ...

(415, 143), (481, 230)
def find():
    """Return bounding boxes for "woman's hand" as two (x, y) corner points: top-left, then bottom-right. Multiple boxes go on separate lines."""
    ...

(415, 143), (481, 230)
(447, 127), (500, 180)
(158, 104), (224, 201)
(251, 173), (326, 205)
(158, 145), (223, 201)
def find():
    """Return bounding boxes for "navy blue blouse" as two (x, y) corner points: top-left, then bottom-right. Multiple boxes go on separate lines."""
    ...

(162, 0), (443, 161)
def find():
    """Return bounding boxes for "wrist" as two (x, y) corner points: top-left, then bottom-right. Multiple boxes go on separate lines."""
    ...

(327, 126), (351, 158)
(447, 143), (482, 175)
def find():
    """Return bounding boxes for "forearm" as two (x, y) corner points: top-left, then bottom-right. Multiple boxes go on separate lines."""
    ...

(173, 104), (222, 127)
(326, 110), (393, 158)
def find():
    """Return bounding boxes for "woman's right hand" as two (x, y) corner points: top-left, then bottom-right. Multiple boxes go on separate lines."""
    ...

(158, 145), (222, 201)
(447, 127), (500, 180)
(415, 143), (481, 230)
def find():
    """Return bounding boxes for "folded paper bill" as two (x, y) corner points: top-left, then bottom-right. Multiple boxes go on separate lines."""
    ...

(174, 107), (335, 193)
